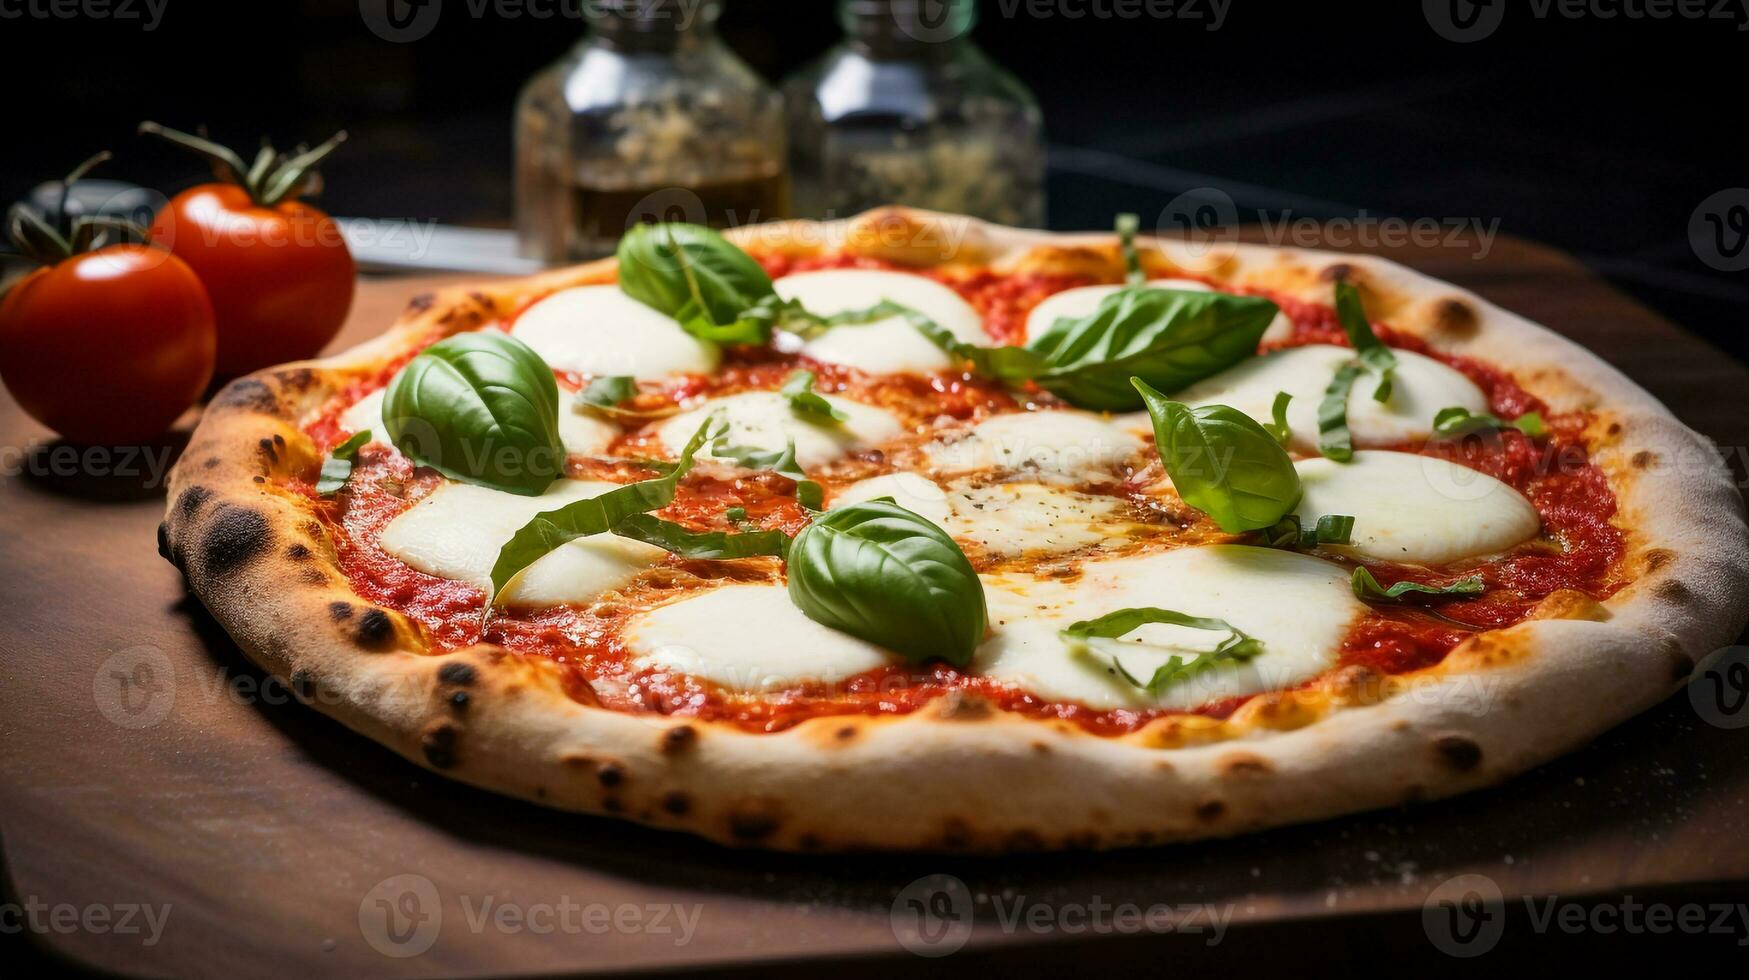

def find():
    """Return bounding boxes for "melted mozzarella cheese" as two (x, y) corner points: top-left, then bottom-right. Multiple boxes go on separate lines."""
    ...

(1294, 450), (1540, 564)
(773, 269), (986, 375)
(626, 584), (890, 690)
(1174, 344), (1488, 450)
(657, 390), (903, 470)
(833, 475), (1132, 556)
(510, 285), (720, 378)
(1022, 279), (1210, 343)
(925, 410), (1142, 482)
(379, 479), (663, 607)
(339, 388), (617, 456)
(975, 545), (1362, 711)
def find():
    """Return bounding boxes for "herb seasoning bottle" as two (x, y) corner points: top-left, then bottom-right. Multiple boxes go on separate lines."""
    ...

(782, 0), (1046, 226)
(514, 0), (789, 261)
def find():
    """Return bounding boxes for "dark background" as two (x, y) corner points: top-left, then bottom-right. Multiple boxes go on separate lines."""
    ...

(1, 0), (1745, 359)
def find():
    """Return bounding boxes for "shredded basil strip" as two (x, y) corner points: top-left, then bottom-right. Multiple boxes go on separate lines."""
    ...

(1351, 566), (1485, 602)
(1334, 281), (1398, 403)
(1317, 360), (1365, 462)
(710, 438), (823, 510)
(316, 430), (371, 496)
(1432, 406), (1547, 439)
(578, 375), (636, 410)
(781, 370), (848, 426)
(1266, 391), (1293, 444)
(1264, 513), (1355, 550)
(611, 513), (790, 560)
(1060, 607), (1264, 697)
(724, 505), (750, 526)
(487, 415), (722, 604)
(1116, 212), (1145, 286)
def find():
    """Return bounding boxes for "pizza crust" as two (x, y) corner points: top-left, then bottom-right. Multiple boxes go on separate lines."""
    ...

(160, 208), (1749, 850)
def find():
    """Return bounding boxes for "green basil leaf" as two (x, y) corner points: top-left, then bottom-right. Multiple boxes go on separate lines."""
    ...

(786, 499), (986, 666)
(578, 375), (636, 410)
(796, 480), (824, 512)
(1263, 513), (1356, 549)
(781, 370), (848, 426)
(611, 513), (790, 560)
(316, 429), (371, 496)
(1116, 212), (1145, 286)
(616, 222), (775, 345)
(1025, 287), (1281, 411)
(1317, 360), (1365, 462)
(487, 415), (721, 603)
(384, 332), (565, 496)
(712, 439), (804, 479)
(1059, 607), (1264, 697)
(1352, 567), (1485, 603)
(1334, 281), (1398, 403)
(1265, 390), (1293, 444)
(1432, 406), (1547, 439)
(844, 300), (1048, 383)
(1132, 377), (1302, 532)
(724, 505), (751, 527)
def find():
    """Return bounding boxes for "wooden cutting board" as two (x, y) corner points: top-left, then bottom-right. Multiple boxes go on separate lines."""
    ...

(3, 231), (1747, 976)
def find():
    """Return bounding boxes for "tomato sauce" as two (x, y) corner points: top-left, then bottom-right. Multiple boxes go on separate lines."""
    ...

(298, 258), (1627, 736)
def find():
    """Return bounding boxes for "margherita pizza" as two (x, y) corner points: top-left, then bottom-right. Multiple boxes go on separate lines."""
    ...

(160, 208), (1749, 850)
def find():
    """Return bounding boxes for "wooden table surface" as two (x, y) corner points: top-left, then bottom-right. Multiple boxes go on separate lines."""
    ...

(3, 232), (1748, 976)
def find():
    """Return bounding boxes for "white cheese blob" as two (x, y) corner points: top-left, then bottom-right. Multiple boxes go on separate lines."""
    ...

(833, 474), (1130, 557)
(1294, 450), (1540, 564)
(379, 479), (662, 608)
(925, 410), (1142, 482)
(626, 584), (890, 690)
(1174, 344), (1488, 451)
(773, 269), (986, 375)
(656, 390), (903, 471)
(510, 285), (720, 378)
(338, 388), (617, 457)
(1022, 279), (1210, 343)
(975, 545), (1363, 711)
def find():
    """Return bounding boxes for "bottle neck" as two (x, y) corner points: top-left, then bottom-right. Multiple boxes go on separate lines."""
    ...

(588, 0), (722, 52)
(838, 0), (978, 57)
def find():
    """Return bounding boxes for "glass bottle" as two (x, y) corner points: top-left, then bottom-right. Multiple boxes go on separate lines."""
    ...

(514, 0), (789, 262)
(782, 0), (1046, 227)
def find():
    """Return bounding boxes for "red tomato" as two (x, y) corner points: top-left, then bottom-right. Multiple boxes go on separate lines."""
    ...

(0, 245), (216, 444)
(150, 184), (355, 379)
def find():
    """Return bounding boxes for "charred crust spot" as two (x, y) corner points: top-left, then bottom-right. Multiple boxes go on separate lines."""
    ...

(1194, 800), (1227, 822)
(200, 506), (271, 577)
(727, 809), (781, 842)
(213, 378), (277, 412)
(437, 662), (477, 686)
(422, 724), (458, 769)
(156, 522), (173, 563)
(1031, 740), (1051, 755)
(1606, 421), (1623, 436)
(1669, 649), (1695, 681)
(252, 476), (266, 484)
(1221, 753), (1273, 777)
(272, 434), (286, 449)
(1656, 579), (1693, 604)
(202, 457), (220, 469)
(1631, 450), (1657, 469)
(290, 670), (315, 701)
(1641, 548), (1676, 573)
(298, 567), (328, 586)
(257, 437), (278, 463)
(328, 601), (354, 622)
(596, 763), (626, 788)
(354, 608), (396, 649)
(1319, 262), (1355, 283)
(177, 485), (213, 518)
(275, 368), (318, 394)
(941, 818), (973, 849)
(1432, 297), (1478, 336)
(560, 753), (595, 770)
(406, 292), (436, 314)
(660, 725), (698, 755)
(661, 791), (691, 816)
(285, 543), (312, 560)
(449, 691), (470, 712)
(834, 725), (858, 742)
(1432, 734), (1483, 772)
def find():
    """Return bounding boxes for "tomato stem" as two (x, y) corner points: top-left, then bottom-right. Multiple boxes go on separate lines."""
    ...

(5, 150), (144, 267)
(139, 121), (347, 208)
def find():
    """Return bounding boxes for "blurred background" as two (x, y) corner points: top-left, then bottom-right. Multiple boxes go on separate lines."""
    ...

(1, 0), (1743, 358)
